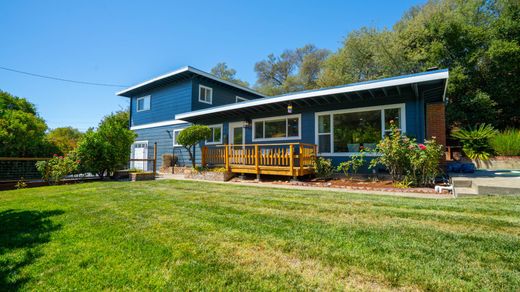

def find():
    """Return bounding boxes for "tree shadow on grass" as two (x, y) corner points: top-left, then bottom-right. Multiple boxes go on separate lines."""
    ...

(0, 209), (63, 291)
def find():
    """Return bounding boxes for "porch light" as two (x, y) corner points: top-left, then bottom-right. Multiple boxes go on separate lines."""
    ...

(287, 103), (293, 114)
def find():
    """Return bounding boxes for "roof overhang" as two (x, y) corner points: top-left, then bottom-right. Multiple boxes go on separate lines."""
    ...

(116, 66), (264, 97)
(175, 69), (449, 123)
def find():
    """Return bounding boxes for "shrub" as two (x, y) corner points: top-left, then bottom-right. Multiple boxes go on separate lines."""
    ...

(370, 122), (444, 187)
(451, 124), (497, 161)
(162, 154), (178, 167)
(76, 111), (136, 178)
(313, 157), (334, 179)
(35, 154), (79, 184)
(490, 129), (520, 156)
(337, 151), (365, 179)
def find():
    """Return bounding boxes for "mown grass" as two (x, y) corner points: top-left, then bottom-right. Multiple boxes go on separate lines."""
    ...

(1, 180), (519, 291)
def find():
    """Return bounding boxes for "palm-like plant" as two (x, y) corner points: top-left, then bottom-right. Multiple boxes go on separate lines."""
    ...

(451, 124), (497, 161)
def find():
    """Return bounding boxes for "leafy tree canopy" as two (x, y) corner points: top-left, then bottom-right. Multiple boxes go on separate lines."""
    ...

(176, 125), (211, 168)
(254, 44), (331, 95)
(46, 127), (83, 155)
(210, 63), (250, 88)
(0, 90), (56, 157)
(76, 110), (136, 178)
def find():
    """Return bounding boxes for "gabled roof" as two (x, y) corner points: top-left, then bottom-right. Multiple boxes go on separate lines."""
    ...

(175, 69), (449, 122)
(116, 66), (264, 97)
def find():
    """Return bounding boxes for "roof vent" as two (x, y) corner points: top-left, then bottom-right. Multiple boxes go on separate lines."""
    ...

(426, 66), (439, 71)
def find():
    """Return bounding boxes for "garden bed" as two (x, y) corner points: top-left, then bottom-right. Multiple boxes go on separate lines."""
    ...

(230, 175), (443, 194)
(130, 172), (155, 181)
(184, 170), (235, 182)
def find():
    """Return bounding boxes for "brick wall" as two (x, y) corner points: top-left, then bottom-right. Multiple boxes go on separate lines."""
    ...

(426, 102), (446, 146)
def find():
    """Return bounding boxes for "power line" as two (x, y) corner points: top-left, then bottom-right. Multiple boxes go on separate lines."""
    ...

(0, 65), (129, 88)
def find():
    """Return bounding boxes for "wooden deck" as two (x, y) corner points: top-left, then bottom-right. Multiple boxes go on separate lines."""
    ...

(202, 143), (317, 177)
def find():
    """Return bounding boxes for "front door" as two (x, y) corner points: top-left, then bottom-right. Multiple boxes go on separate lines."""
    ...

(229, 122), (245, 164)
(132, 142), (148, 171)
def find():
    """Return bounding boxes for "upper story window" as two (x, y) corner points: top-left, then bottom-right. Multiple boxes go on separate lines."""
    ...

(136, 95), (151, 112)
(253, 114), (301, 142)
(206, 124), (222, 145)
(236, 96), (248, 103)
(199, 85), (213, 104)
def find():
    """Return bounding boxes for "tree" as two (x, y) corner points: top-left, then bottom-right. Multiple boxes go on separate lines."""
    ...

(76, 110), (136, 178)
(254, 44), (330, 95)
(176, 125), (211, 168)
(210, 63), (250, 87)
(46, 127), (83, 155)
(0, 90), (56, 157)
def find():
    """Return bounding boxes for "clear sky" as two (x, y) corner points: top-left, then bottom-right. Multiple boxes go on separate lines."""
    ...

(0, 0), (425, 131)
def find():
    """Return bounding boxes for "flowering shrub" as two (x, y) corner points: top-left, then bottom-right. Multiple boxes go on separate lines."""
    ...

(313, 157), (335, 179)
(35, 154), (80, 184)
(337, 151), (365, 179)
(370, 121), (444, 187)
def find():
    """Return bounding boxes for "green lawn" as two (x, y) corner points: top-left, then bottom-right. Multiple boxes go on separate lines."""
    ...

(1, 180), (519, 291)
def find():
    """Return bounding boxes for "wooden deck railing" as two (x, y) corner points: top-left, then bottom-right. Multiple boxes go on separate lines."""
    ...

(202, 143), (317, 177)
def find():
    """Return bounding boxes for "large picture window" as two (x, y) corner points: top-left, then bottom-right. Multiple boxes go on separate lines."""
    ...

(206, 124), (222, 144)
(253, 114), (301, 141)
(316, 104), (405, 155)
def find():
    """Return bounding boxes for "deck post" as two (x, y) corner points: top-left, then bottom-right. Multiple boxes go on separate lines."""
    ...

(153, 142), (157, 175)
(289, 144), (294, 177)
(298, 143), (304, 176)
(224, 145), (230, 171)
(254, 144), (260, 181)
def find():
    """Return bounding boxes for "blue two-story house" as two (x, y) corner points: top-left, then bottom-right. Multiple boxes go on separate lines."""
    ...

(117, 66), (449, 173)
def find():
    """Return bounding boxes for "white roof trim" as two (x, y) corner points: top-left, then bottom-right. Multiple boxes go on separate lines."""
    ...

(130, 119), (188, 130)
(117, 66), (263, 97)
(175, 70), (449, 120)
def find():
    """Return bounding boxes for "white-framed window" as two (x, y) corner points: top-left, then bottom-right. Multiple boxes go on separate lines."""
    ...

(206, 124), (223, 145)
(315, 103), (406, 156)
(136, 95), (151, 112)
(236, 96), (248, 103)
(198, 85), (213, 104)
(252, 114), (301, 142)
(172, 128), (185, 147)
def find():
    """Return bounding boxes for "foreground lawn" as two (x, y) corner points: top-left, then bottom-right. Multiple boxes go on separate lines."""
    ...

(0, 180), (519, 291)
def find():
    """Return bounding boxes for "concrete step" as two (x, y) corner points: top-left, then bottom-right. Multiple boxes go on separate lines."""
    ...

(454, 187), (479, 197)
(451, 179), (473, 188)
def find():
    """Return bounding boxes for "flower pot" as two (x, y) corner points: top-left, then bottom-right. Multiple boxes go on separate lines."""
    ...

(347, 144), (360, 152)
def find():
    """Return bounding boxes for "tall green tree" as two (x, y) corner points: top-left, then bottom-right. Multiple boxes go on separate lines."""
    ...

(46, 127), (83, 155)
(0, 90), (56, 157)
(254, 44), (330, 95)
(210, 63), (250, 87)
(76, 110), (136, 178)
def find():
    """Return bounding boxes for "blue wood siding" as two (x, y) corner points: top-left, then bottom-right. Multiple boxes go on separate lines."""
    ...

(130, 79), (192, 126)
(192, 77), (263, 111)
(133, 124), (203, 168)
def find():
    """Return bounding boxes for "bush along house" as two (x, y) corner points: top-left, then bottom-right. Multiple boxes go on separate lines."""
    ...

(117, 66), (449, 178)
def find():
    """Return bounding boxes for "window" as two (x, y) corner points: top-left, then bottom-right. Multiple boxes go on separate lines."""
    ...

(173, 128), (184, 146)
(253, 114), (301, 141)
(236, 96), (248, 103)
(199, 85), (213, 104)
(316, 104), (405, 154)
(206, 124), (222, 144)
(136, 95), (151, 112)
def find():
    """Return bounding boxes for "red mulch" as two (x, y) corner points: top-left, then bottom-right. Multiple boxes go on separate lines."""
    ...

(231, 175), (445, 194)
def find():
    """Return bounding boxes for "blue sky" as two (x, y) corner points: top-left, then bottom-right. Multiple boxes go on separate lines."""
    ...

(0, 0), (424, 131)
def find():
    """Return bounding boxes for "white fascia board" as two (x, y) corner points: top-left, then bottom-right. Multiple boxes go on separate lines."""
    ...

(175, 70), (449, 120)
(130, 119), (188, 130)
(117, 66), (264, 97)
(117, 67), (190, 96)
